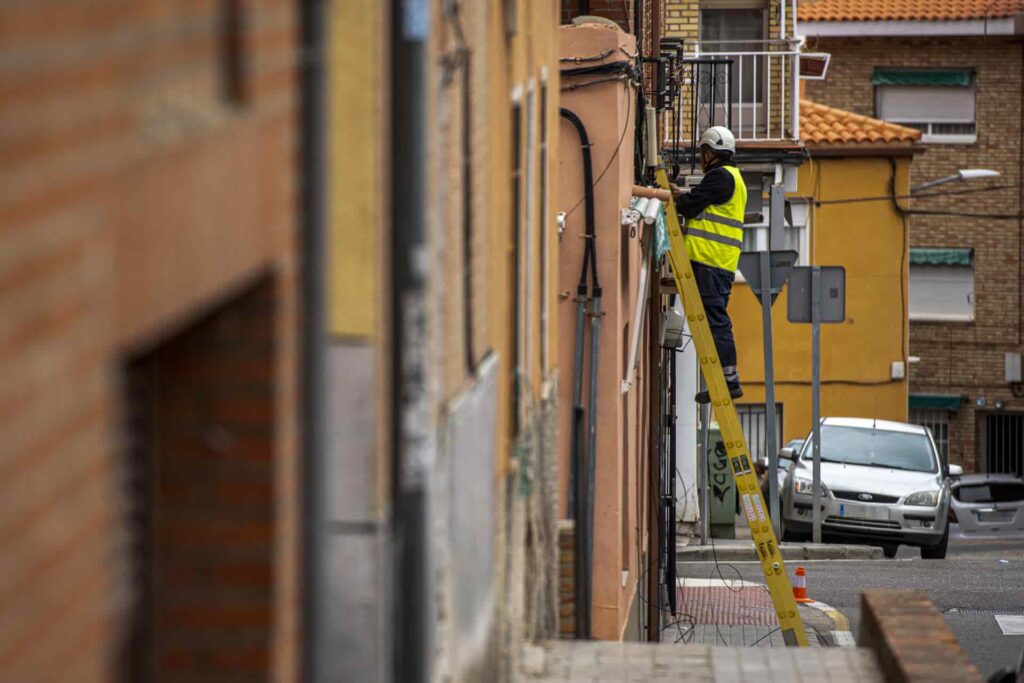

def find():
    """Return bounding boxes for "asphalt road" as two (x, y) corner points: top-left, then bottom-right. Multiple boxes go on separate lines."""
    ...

(679, 537), (1024, 679)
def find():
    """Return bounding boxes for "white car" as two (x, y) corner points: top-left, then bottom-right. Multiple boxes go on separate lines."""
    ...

(949, 473), (1024, 539)
(780, 417), (962, 559)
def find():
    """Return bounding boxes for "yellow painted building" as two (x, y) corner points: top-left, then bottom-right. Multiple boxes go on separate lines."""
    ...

(730, 101), (923, 444)
(331, 2), (563, 679)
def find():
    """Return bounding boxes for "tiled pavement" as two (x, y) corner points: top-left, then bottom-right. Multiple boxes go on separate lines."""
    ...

(517, 641), (885, 682)
(678, 624), (819, 648)
(671, 578), (825, 647)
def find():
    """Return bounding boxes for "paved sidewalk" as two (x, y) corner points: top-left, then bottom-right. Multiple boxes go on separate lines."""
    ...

(669, 578), (841, 648)
(518, 641), (884, 682)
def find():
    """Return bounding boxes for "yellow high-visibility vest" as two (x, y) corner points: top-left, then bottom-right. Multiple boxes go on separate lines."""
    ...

(684, 164), (747, 272)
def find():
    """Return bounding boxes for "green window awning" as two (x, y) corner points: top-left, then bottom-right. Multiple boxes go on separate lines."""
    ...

(909, 247), (972, 266)
(873, 68), (973, 87)
(909, 393), (961, 411)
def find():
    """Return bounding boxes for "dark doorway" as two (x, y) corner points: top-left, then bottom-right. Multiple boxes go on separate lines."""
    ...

(980, 412), (1024, 477)
(118, 277), (278, 682)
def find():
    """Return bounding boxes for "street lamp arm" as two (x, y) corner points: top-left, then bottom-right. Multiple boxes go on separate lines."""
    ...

(910, 174), (961, 193)
(911, 168), (1000, 193)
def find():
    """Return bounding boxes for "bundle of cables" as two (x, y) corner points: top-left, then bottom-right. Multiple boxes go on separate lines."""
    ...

(560, 59), (640, 92)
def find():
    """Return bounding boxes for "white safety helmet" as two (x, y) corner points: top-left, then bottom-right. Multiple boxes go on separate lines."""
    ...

(698, 126), (736, 156)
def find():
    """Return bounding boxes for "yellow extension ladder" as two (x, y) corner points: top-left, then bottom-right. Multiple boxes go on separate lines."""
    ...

(656, 162), (809, 647)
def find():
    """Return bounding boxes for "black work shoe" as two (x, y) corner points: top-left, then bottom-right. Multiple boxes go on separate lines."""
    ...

(695, 384), (743, 405)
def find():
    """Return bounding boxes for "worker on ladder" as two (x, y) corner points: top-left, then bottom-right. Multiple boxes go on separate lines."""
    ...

(671, 126), (747, 405)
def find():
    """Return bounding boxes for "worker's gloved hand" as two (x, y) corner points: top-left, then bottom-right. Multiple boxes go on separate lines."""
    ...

(669, 183), (687, 198)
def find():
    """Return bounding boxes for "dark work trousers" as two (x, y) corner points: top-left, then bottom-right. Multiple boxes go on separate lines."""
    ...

(691, 260), (739, 386)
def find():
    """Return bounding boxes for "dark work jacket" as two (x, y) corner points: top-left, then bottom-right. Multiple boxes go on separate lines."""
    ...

(675, 160), (738, 220)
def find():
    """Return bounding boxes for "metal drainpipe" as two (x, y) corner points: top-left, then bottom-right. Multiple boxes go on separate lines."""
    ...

(391, 0), (433, 681)
(560, 108), (596, 639)
(645, 285), (661, 640)
(298, 0), (327, 679)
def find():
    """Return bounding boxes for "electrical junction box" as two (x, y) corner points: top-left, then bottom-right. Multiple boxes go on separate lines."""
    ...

(706, 425), (737, 539)
(891, 361), (906, 380)
(783, 165), (798, 192)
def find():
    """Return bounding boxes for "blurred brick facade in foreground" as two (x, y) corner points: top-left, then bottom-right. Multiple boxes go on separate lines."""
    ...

(1, 2), (301, 681)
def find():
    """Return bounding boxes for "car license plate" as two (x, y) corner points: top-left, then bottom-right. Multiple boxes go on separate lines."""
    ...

(977, 510), (1013, 523)
(838, 503), (890, 520)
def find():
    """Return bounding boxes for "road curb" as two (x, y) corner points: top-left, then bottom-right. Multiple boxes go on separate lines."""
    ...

(676, 541), (882, 562)
(799, 600), (855, 647)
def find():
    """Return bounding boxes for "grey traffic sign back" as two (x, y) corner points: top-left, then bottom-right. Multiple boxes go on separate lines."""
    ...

(737, 250), (799, 304)
(787, 266), (846, 323)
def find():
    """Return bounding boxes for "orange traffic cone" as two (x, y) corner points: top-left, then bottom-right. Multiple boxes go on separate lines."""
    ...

(793, 566), (812, 603)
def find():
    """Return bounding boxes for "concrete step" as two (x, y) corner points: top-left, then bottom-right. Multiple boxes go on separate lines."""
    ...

(518, 641), (884, 682)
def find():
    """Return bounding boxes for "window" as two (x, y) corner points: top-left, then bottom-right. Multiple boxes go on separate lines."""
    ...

(524, 82), (536, 385)
(736, 403), (783, 466)
(981, 413), (1024, 478)
(874, 69), (976, 143)
(910, 408), (950, 464)
(802, 425), (938, 473)
(511, 93), (523, 431)
(699, 8), (767, 104)
(953, 482), (1024, 504)
(539, 74), (550, 375)
(909, 248), (974, 321)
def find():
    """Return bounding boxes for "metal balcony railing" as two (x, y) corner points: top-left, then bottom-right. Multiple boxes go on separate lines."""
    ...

(683, 39), (801, 144)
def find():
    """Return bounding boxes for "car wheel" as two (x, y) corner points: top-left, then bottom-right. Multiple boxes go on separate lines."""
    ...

(881, 544), (899, 559)
(920, 526), (949, 560)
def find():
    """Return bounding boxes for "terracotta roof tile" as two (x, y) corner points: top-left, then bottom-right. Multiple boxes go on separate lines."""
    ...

(800, 100), (923, 145)
(799, 0), (1024, 22)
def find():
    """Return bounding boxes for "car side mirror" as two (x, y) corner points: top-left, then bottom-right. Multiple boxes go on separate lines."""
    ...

(779, 447), (796, 461)
(947, 464), (963, 478)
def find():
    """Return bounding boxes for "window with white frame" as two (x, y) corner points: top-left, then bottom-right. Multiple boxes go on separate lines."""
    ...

(699, 8), (767, 105)
(874, 69), (976, 143)
(909, 248), (974, 322)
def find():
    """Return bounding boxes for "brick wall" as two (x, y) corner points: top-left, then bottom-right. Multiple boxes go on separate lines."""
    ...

(0, 2), (300, 680)
(804, 36), (1024, 469)
(664, 0), (796, 142)
(562, 0), (633, 30)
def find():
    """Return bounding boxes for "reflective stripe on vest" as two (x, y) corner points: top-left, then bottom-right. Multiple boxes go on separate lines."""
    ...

(682, 226), (743, 248)
(684, 165), (747, 272)
(695, 211), (744, 229)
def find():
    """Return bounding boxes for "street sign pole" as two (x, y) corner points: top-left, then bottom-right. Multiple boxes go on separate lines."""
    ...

(759, 250), (781, 539)
(811, 266), (822, 544)
(738, 249), (798, 540)
(787, 265), (846, 547)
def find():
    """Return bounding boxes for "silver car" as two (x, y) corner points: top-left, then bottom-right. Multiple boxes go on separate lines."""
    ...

(780, 417), (962, 559)
(949, 473), (1024, 539)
